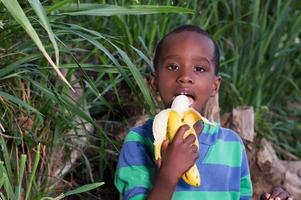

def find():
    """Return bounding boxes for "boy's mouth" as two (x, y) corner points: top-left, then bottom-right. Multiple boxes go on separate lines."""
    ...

(174, 92), (195, 106)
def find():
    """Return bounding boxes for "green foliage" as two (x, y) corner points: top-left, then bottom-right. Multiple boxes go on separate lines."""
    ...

(0, 0), (300, 198)
(0, 0), (198, 198)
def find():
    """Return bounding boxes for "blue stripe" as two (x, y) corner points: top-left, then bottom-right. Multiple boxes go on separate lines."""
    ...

(240, 196), (251, 200)
(176, 163), (241, 192)
(124, 187), (149, 200)
(200, 127), (242, 145)
(219, 128), (243, 142)
(131, 120), (154, 139)
(117, 141), (155, 168)
(240, 150), (250, 177)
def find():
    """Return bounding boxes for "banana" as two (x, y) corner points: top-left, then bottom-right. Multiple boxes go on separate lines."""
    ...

(152, 95), (214, 187)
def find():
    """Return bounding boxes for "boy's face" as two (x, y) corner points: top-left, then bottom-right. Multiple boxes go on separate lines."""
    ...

(151, 31), (221, 114)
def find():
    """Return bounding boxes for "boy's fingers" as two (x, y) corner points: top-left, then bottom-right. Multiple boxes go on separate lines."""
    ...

(260, 193), (270, 200)
(161, 139), (169, 159)
(272, 192), (290, 200)
(155, 158), (162, 168)
(270, 187), (286, 198)
(173, 124), (190, 143)
(183, 133), (196, 144)
(190, 143), (198, 153)
(265, 193), (271, 199)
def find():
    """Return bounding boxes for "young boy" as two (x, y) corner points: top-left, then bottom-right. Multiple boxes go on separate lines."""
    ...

(114, 25), (293, 200)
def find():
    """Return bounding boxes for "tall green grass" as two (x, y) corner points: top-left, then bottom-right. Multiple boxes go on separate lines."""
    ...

(0, 0), (198, 198)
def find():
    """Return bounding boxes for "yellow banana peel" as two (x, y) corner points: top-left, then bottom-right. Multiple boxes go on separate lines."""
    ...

(152, 95), (214, 187)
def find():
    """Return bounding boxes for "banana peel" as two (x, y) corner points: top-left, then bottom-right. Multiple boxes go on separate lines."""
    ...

(152, 95), (214, 187)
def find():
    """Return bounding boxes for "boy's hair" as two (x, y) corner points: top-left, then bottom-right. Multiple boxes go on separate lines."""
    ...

(153, 24), (220, 75)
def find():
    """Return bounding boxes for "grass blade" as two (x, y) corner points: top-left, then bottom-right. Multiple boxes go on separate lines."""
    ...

(112, 44), (156, 113)
(25, 143), (41, 200)
(0, 54), (41, 79)
(0, 162), (14, 199)
(0, 137), (13, 185)
(16, 154), (27, 200)
(28, 0), (60, 66)
(59, 4), (194, 16)
(0, 91), (42, 116)
(62, 182), (104, 197)
(1, 0), (74, 91)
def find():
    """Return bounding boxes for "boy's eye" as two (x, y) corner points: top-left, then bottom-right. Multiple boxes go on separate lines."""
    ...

(194, 65), (206, 72)
(167, 64), (179, 71)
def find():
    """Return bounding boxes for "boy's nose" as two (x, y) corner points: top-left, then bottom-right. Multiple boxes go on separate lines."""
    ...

(177, 71), (194, 84)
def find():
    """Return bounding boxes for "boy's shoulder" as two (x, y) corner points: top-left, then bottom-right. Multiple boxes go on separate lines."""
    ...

(130, 119), (153, 133)
(201, 122), (244, 145)
(125, 119), (154, 141)
(219, 126), (243, 142)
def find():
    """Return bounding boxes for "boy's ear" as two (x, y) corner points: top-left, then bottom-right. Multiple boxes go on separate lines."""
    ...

(210, 76), (221, 97)
(150, 71), (158, 92)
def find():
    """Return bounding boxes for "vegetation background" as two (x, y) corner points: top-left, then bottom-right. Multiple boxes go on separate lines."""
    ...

(0, 0), (300, 199)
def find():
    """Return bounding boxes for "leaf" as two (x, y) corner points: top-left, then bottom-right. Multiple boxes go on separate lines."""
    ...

(0, 54), (41, 80)
(0, 91), (42, 116)
(0, 137), (13, 186)
(16, 154), (26, 200)
(62, 182), (104, 197)
(25, 143), (41, 200)
(112, 44), (156, 112)
(0, 0), (74, 91)
(28, 0), (60, 66)
(59, 4), (194, 16)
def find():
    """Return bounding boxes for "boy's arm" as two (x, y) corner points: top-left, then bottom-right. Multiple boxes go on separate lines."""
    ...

(147, 125), (199, 200)
(240, 142), (253, 200)
(115, 128), (155, 200)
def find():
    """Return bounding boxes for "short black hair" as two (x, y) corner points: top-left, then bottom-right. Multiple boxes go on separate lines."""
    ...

(153, 24), (220, 75)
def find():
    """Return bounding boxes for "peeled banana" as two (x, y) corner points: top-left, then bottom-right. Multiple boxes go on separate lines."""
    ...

(152, 95), (213, 187)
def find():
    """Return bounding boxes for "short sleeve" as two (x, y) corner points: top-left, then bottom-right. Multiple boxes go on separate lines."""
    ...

(114, 130), (155, 200)
(239, 143), (253, 200)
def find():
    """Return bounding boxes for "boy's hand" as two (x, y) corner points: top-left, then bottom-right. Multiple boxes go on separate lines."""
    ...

(157, 124), (199, 183)
(150, 125), (198, 200)
(261, 187), (294, 200)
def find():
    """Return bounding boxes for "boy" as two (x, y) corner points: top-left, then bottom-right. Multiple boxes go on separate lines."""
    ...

(114, 25), (293, 200)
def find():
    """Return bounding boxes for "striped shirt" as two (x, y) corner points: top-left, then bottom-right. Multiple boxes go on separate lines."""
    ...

(115, 119), (253, 200)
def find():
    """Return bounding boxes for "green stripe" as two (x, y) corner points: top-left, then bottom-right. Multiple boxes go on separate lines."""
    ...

(172, 191), (239, 200)
(203, 140), (243, 167)
(124, 131), (154, 154)
(207, 124), (218, 135)
(202, 122), (210, 133)
(131, 194), (147, 200)
(202, 122), (219, 135)
(115, 165), (155, 192)
(125, 131), (145, 144)
(240, 175), (253, 196)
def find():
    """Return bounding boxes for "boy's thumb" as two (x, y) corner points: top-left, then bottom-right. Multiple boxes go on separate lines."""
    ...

(161, 139), (169, 159)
